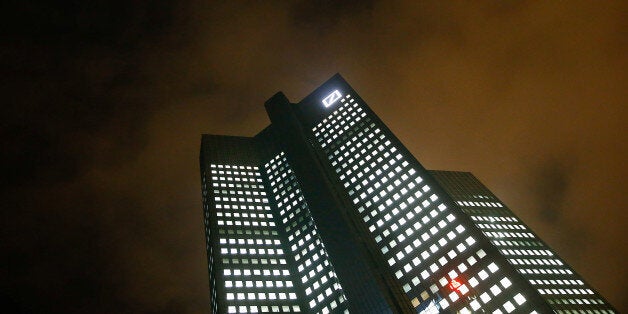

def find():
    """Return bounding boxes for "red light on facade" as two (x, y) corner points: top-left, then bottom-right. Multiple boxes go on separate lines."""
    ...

(449, 278), (462, 291)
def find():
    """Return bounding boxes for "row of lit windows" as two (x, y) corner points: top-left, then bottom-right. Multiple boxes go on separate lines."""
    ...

(509, 258), (563, 266)
(223, 258), (287, 265)
(212, 176), (263, 183)
(220, 238), (281, 246)
(227, 305), (300, 313)
(224, 269), (291, 276)
(215, 204), (270, 211)
(214, 217), (275, 227)
(483, 231), (535, 238)
(492, 239), (543, 247)
(213, 182), (264, 190)
(457, 200), (503, 208)
(530, 279), (583, 286)
(226, 291), (297, 300)
(214, 196), (268, 203)
(519, 268), (574, 275)
(500, 249), (554, 256)
(225, 280), (294, 288)
(210, 164), (258, 170)
(214, 189), (266, 196)
(220, 248), (285, 255)
(213, 170), (259, 176)
(554, 310), (614, 314)
(548, 298), (611, 306)
(539, 288), (594, 295)
(218, 229), (278, 236)
(477, 223), (527, 230)
(217, 220), (276, 227)
(471, 215), (518, 223)
(217, 213), (272, 220)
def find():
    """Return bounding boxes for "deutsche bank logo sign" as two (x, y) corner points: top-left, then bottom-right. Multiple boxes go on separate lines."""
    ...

(322, 90), (341, 108)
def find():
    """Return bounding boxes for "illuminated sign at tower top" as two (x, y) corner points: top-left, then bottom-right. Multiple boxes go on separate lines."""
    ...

(322, 90), (341, 107)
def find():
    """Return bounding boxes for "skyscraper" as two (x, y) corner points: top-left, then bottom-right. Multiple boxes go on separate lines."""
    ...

(200, 74), (616, 313)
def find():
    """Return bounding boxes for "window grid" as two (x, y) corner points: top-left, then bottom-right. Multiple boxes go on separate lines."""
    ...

(264, 153), (348, 314)
(312, 96), (527, 313)
(209, 163), (301, 313)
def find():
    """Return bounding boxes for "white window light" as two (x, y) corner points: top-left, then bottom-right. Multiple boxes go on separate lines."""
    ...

(490, 284), (502, 296)
(503, 301), (515, 313)
(479, 292), (491, 304)
(449, 291), (459, 302)
(500, 277), (512, 288)
(488, 263), (499, 273)
(478, 270), (489, 280)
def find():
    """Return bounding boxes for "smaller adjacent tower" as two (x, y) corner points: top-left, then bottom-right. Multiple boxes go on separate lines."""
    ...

(429, 171), (617, 314)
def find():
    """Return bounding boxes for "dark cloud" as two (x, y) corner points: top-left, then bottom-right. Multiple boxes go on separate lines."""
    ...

(290, 0), (375, 34)
(1, 0), (626, 313)
(530, 156), (575, 224)
(527, 153), (591, 256)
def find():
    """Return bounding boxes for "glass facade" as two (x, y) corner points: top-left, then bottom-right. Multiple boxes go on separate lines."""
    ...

(200, 74), (617, 313)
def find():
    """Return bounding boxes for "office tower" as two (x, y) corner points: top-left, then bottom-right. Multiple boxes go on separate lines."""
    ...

(200, 74), (616, 313)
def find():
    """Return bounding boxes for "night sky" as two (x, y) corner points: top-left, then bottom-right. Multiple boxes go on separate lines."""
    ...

(2, 1), (626, 313)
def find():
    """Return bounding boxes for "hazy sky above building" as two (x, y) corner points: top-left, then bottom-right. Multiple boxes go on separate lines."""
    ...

(1, 1), (626, 312)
